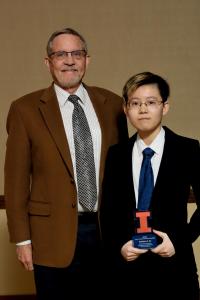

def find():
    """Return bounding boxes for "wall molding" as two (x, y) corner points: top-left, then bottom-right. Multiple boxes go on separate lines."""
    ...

(0, 296), (36, 299)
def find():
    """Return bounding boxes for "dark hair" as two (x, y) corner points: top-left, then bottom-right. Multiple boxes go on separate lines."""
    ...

(122, 71), (170, 103)
(46, 27), (88, 56)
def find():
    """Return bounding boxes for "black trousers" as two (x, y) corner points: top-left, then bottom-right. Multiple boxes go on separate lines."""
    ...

(34, 214), (104, 300)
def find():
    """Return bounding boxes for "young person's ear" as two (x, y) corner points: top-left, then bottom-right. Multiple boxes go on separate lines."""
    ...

(123, 103), (128, 116)
(163, 102), (170, 116)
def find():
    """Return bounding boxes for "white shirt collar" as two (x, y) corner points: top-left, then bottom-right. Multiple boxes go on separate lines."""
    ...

(136, 127), (165, 157)
(54, 83), (86, 107)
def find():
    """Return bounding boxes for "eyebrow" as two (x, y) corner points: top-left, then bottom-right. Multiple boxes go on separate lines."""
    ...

(129, 96), (159, 101)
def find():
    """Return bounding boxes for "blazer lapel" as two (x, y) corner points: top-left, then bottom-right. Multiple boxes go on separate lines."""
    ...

(152, 127), (176, 207)
(126, 135), (137, 209)
(39, 85), (74, 178)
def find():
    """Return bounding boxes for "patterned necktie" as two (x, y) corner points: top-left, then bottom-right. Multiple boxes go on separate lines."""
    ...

(68, 95), (97, 211)
(138, 147), (155, 211)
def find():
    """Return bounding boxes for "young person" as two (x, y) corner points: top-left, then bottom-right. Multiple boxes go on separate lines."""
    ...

(100, 71), (200, 299)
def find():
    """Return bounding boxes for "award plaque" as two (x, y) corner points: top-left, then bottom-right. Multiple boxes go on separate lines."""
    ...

(132, 211), (157, 249)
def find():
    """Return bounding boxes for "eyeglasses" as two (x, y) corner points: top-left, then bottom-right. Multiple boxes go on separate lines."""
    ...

(49, 50), (87, 61)
(127, 99), (164, 110)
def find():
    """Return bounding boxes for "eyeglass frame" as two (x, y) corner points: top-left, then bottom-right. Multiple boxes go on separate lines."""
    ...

(49, 49), (87, 60)
(126, 98), (165, 110)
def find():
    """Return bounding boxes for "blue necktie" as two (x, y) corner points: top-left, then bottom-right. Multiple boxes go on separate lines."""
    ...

(68, 95), (97, 211)
(138, 148), (155, 211)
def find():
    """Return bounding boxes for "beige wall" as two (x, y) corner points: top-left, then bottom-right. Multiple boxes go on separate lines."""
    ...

(0, 0), (199, 295)
(0, 211), (35, 295)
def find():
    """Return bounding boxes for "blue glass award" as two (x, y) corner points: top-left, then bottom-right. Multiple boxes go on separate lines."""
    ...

(132, 211), (157, 249)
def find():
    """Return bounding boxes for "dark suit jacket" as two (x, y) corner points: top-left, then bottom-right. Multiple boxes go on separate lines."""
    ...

(100, 127), (200, 294)
(4, 83), (128, 267)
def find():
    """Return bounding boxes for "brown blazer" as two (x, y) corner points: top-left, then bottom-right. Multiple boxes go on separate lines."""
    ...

(4, 83), (128, 267)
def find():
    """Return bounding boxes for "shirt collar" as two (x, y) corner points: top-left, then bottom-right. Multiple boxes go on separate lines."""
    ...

(136, 127), (165, 156)
(54, 83), (86, 107)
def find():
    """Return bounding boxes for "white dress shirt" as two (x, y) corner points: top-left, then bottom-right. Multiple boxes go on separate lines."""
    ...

(55, 83), (102, 212)
(132, 127), (165, 207)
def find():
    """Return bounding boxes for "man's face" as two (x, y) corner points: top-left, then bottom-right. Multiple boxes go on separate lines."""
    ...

(45, 34), (89, 93)
(124, 84), (169, 139)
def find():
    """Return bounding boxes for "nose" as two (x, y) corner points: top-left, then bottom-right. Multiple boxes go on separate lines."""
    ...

(63, 53), (75, 65)
(139, 102), (148, 112)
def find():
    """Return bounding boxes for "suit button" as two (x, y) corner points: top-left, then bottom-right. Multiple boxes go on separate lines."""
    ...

(72, 203), (76, 208)
(70, 179), (75, 184)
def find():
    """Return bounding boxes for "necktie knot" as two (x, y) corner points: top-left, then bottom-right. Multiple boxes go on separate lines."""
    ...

(68, 94), (79, 106)
(143, 147), (154, 159)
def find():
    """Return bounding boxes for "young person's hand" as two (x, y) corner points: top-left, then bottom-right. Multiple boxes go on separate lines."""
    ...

(121, 240), (148, 261)
(150, 229), (175, 257)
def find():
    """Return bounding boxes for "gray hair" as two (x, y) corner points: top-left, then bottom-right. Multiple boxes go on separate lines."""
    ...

(46, 27), (88, 56)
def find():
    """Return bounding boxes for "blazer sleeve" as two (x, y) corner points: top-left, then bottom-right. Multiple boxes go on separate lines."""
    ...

(187, 139), (200, 243)
(100, 145), (131, 259)
(4, 101), (31, 243)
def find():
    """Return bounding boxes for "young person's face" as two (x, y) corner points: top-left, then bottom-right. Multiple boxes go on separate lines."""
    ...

(45, 34), (90, 94)
(124, 84), (169, 139)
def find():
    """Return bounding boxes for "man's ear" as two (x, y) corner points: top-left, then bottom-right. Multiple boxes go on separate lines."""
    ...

(85, 55), (90, 69)
(44, 57), (50, 71)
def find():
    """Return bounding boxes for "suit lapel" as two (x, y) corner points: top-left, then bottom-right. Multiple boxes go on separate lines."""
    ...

(126, 135), (137, 209)
(39, 85), (74, 178)
(152, 127), (176, 207)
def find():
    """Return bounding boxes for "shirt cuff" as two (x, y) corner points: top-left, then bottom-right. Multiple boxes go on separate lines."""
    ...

(16, 240), (31, 246)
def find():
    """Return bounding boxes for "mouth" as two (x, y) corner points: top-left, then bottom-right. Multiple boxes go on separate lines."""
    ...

(138, 117), (150, 120)
(61, 69), (77, 73)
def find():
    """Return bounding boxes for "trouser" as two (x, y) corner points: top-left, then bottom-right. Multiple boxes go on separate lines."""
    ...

(34, 213), (104, 300)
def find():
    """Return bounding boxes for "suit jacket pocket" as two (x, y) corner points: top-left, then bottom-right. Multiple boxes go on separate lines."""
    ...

(28, 201), (51, 216)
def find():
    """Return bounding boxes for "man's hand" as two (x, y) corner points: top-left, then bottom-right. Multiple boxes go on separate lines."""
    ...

(16, 244), (34, 271)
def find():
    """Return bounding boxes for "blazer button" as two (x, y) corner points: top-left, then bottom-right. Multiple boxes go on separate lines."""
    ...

(70, 179), (75, 184)
(72, 203), (76, 208)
